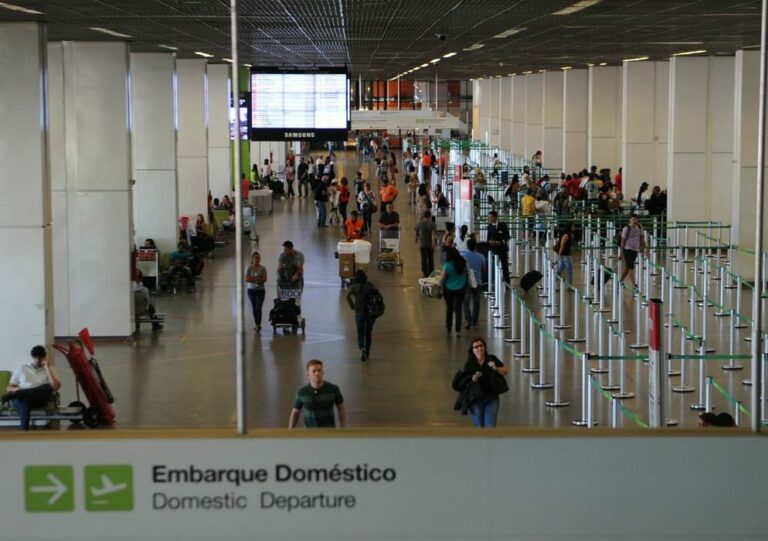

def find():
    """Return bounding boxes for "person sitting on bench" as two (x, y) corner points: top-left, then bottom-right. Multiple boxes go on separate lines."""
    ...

(2, 346), (61, 430)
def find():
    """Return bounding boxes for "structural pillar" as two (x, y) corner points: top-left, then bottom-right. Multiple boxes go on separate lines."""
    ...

(500, 76), (513, 150)
(489, 77), (501, 147)
(562, 69), (588, 173)
(477, 78), (491, 143)
(177, 58), (209, 219)
(511, 75), (526, 157)
(0, 23), (52, 367)
(588, 65), (622, 172)
(207, 63), (232, 202)
(542, 71), (564, 175)
(525, 73), (543, 160)
(130, 52), (178, 254)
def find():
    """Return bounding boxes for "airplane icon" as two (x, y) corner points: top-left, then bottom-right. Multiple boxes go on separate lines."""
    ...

(90, 474), (127, 498)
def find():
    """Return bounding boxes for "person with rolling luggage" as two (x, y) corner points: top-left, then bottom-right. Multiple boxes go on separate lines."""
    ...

(346, 270), (384, 361)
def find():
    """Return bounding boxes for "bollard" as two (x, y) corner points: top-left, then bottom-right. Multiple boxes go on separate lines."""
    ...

(513, 297), (529, 357)
(486, 252), (495, 299)
(611, 397), (619, 428)
(587, 374), (596, 429)
(721, 309), (744, 371)
(602, 327), (619, 390)
(687, 286), (697, 341)
(613, 332), (636, 399)
(513, 241), (521, 278)
(522, 316), (539, 372)
(568, 288), (585, 342)
(734, 276), (747, 329)
(592, 315), (608, 374)
(735, 400), (742, 427)
(607, 272), (619, 324)
(660, 267), (667, 304)
(572, 354), (596, 426)
(672, 331), (695, 393)
(667, 314), (681, 377)
(545, 340), (570, 407)
(493, 262), (510, 329)
(555, 278), (572, 330)
(714, 266), (728, 316)
(531, 326), (553, 389)
(700, 262), (715, 353)
(704, 376), (713, 413)
(504, 288), (520, 343)
(584, 295), (593, 354)
(629, 291), (648, 349)
(689, 345), (707, 410)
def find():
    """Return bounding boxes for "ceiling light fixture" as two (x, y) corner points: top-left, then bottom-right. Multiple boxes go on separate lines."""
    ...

(672, 49), (707, 56)
(430, 58), (441, 63)
(158, 44), (178, 51)
(553, 0), (603, 16)
(523, 70), (533, 74)
(244, 64), (252, 68)
(0, 2), (43, 15)
(598, 62), (607, 66)
(420, 63), (429, 67)
(462, 43), (485, 52)
(222, 58), (233, 63)
(493, 27), (527, 39)
(443, 52), (457, 58)
(623, 56), (649, 63)
(194, 51), (214, 58)
(586, 63), (594, 67)
(89, 27), (132, 39)
(561, 66), (573, 70)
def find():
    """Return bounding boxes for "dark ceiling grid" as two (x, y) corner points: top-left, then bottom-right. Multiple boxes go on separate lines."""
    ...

(0, 0), (763, 77)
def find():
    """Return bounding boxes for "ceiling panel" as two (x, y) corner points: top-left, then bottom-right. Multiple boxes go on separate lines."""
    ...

(0, 0), (761, 78)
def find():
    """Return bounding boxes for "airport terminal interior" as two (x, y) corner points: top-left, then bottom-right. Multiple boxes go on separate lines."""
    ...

(0, 1), (766, 433)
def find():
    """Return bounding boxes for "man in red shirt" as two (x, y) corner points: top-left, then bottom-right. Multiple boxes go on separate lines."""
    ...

(614, 167), (623, 194)
(380, 180), (398, 206)
(240, 173), (250, 200)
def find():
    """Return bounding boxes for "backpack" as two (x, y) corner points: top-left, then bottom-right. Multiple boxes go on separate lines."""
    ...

(363, 283), (385, 319)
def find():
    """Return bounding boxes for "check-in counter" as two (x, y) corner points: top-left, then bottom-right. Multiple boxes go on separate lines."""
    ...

(248, 189), (272, 213)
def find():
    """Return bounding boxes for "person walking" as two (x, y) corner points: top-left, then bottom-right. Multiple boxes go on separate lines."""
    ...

(245, 251), (267, 331)
(620, 213), (645, 288)
(555, 223), (574, 285)
(288, 359), (346, 429)
(452, 338), (509, 428)
(415, 210), (436, 277)
(460, 238), (486, 328)
(357, 182), (376, 235)
(346, 269), (378, 361)
(440, 246), (468, 336)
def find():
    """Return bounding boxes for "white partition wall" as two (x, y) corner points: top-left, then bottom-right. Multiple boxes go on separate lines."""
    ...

(207, 63), (232, 201)
(54, 41), (132, 337)
(511, 75), (526, 156)
(707, 57), (735, 226)
(588, 65), (622, 171)
(524, 73), (543, 160)
(471, 80), (480, 139)
(732, 50), (765, 276)
(500, 77), (513, 150)
(489, 77), (501, 147)
(250, 141), (287, 172)
(130, 52), (178, 255)
(563, 69), (588, 173)
(622, 61), (669, 197)
(177, 58), (208, 219)
(542, 71), (564, 174)
(667, 57), (709, 221)
(0, 23), (52, 368)
(477, 79), (491, 143)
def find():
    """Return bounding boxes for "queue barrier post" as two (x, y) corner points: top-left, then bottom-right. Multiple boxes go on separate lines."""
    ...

(667, 313), (681, 377)
(629, 290), (648, 349)
(572, 354), (596, 426)
(568, 287), (585, 343)
(504, 286), (520, 343)
(513, 296), (529, 358)
(592, 315), (608, 375)
(613, 332), (636, 399)
(545, 339), (570, 407)
(531, 326), (553, 389)
(521, 313), (539, 373)
(690, 345), (708, 410)
(722, 309), (743, 371)
(555, 277), (571, 330)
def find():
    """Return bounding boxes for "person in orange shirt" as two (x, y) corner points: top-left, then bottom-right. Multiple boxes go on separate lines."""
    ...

(344, 210), (364, 240)
(438, 151), (447, 178)
(380, 179), (398, 206)
(421, 149), (432, 183)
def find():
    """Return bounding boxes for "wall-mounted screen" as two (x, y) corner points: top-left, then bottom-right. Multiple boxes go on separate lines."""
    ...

(229, 92), (250, 141)
(250, 67), (350, 141)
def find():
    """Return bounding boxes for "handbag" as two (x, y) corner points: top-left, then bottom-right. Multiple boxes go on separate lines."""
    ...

(370, 203), (378, 214)
(467, 267), (478, 289)
(488, 369), (509, 395)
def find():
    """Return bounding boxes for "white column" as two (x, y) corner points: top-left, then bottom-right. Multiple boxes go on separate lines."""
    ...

(500, 77), (513, 151)
(525, 73), (543, 160)
(489, 77), (501, 147)
(477, 79), (491, 143)
(0, 23), (52, 367)
(667, 57), (709, 221)
(56, 41), (133, 337)
(707, 57), (735, 226)
(471, 80), (480, 140)
(732, 50), (765, 276)
(542, 71), (564, 175)
(511, 75), (526, 157)
(130, 52), (178, 255)
(653, 62), (670, 189)
(177, 58), (209, 219)
(562, 69), (588, 173)
(588, 66), (622, 172)
(207, 63), (232, 201)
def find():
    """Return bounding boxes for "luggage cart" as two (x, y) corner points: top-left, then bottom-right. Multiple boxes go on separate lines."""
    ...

(51, 328), (116, 428)
(269, 287), (306, 334)
(377, 228), (403, 270)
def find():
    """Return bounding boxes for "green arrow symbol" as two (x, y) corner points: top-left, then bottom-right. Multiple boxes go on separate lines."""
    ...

(30, 473), (67, 505)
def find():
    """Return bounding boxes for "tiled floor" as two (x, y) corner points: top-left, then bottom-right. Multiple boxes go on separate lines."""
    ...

(51, 151), (757, 431)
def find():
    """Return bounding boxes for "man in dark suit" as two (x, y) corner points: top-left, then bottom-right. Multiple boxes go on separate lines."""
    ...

(487, 210), (510, 283)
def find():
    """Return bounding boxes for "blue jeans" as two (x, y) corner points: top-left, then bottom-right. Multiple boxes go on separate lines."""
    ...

(469, 394), (499, 428)
(247, 288), (265, 327)
(11, 384), (53, 430)
(557, 255), (573, 284)
(316, 201), (327, 226)
(355, 311), (375, 354)
(463, 286), (481, 325)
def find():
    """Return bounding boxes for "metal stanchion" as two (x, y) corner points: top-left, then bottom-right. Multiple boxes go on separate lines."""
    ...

(531, 326), (553, 389)
(667, 314), (681, 377)
(690, 345), (707, 410)
(568, 288), (585, 342)
(629, 291), (648, 349)
(504, 287), (520, 343)
(673, 333), (695, 393)
(735, 400), (742, 427)
(597, 265), (610, 313)
(486, 252), (495, 299)
(583, 246), (593, 301)
(722, 309), (744, 370)
(555, 277), (572, 330)
(613, 332), (635, 399)
(704, 376), (713, 413)
(602, 327), (619, 390)
(490, 255), (500, 309)
(607, 272), (619, 324)
(513, 298), (529, 358)
(611, 397), (619, 428)
(674, 261), (688, 289)
(700, 261), (715, 353)
(587, 374), (596, 429)
(683, 225), (692, 262)
(494, 262), (510, 329)
(572, 354), (596, 426)
(592, 315), (608, 374)
(584, 295), (593, 354)
(734, 276), (747, 329)
(725, 264), (737, 290)
(546, 340), (570, 407)
(522, 316), (539, 373)
(513, 241), (521, 278)
(714, 266), (728, 316)
(687, 285), (697, 341)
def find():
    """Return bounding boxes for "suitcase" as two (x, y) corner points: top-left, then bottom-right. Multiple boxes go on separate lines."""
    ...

(269, 299), (301, 326)
(519, 270), (543, 292)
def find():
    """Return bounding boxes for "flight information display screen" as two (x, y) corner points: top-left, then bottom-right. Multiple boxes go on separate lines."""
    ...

(250, 68), (349, 140)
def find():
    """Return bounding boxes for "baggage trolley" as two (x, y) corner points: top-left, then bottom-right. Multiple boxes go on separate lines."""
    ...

(418, 270), (443, 298)
(270, 287), (306, 335)
(51, 328), (116, 428)
(377, 228), (403, 270)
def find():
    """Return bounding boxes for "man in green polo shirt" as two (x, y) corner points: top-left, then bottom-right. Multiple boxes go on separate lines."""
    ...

(288, 360), (346, 429)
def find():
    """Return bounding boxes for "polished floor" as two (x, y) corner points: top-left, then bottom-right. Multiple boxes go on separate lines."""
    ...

(50, 151), (757, 431)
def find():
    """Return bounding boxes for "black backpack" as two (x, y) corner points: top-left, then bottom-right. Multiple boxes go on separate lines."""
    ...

(363, 283), (385, 319)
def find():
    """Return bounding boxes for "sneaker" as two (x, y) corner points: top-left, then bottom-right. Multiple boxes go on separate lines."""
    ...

(360, 349), (367, 362)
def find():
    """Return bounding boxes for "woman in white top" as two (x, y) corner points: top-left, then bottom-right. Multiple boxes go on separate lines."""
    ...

(357, 182), (376, 235)
(261, 159), (273, 183)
